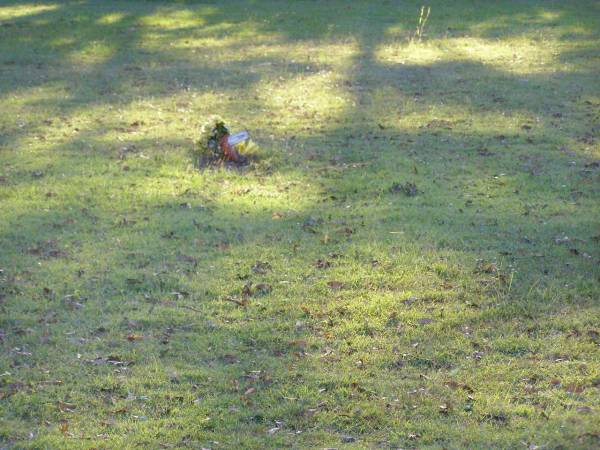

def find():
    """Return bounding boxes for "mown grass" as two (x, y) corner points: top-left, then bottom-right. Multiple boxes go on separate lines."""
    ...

(0, 0), (599, 448)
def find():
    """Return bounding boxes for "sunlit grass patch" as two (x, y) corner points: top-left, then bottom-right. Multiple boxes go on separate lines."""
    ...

(0, 0), (598, 448)
(67, 40), (117, 65)
(138, 8), (208, 30)
(376, 37), (562, 74)
(0, 2), (57, 21)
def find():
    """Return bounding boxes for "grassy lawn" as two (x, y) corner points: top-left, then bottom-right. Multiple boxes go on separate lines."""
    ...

(1, 0), (599, 448)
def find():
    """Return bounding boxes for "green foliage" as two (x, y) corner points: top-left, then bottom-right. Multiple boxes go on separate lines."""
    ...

(192, 115), (230, 165)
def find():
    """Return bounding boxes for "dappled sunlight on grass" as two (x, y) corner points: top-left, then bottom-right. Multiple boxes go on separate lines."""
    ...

(96, 12), (126, 25)
(0, 2), (57, 20)
(376, 37), (565, 74)
(67, 40), (118, 65)
(138, 8), (208, 30)
(261, 71), (351, 125)
(0, 0), (598, 447)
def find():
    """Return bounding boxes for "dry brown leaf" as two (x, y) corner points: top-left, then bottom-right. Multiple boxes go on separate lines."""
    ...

(58, 401), (77, 412)
(315, 259), (331, 269)
(255, 283), (272, 294)
(565, 383), (585, 393)
(176, 254), (198, 266)
(223, 296), (248, 307)
(241, 282), (253, 298)
(327, 281), (344, 290)
(222, 354), (239, 364)
(252, 261), (272, 274)
(126, 334), (144, 341)
(59, 419), (69, 435)
(444, 380), (473, 393)
(288, 339), (307, 348)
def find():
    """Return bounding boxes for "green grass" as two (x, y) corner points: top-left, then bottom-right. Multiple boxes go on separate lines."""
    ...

(1, 0), (599, 448)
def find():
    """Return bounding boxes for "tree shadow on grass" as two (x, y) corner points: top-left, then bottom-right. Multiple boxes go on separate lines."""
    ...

(1, 0), (599, 447)
(1, 170), (598, 446)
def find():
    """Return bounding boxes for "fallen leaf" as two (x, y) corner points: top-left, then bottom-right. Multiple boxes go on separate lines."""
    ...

(583, 160), (600, 169)
(87, 356), (132, 366)
(222, 354), (239, 364)
(315, 259), (331, 269)
(242, 282), (253, 298)
(472, 351), (484, 360)
(288, 339), (307, 348)
(58, 401), (77, 412)
(475, 260), (497, 274)
(565, 383), (585, 393)
(390, 182), (419, 197)
(403, 296), (417, 305)
(230, 185), (252, 196)
(217, 241), (230, 251)
(176, 255), (198, 266)
(337, 227), (353, 236)
(302, 217), (322, 232)
(126, 334), (144, 341)
(59, 420), (69, 435)
(327, 281), (344, 290)
(483, 413), (508, 424)
(252, 261), (272, 274)
(0, 382), (26, 399)
(255, 283), (272, 295)
(305, 408), (317, 417)
(223, 296), (247, 307)
(444, 380), (474, 393)
(27, 240), (68, 259)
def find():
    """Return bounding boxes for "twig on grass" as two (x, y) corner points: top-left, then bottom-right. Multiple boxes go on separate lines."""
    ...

(411, 5), (431, 42)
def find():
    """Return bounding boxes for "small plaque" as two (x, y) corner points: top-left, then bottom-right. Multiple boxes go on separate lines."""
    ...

(228, 131), (249, 146)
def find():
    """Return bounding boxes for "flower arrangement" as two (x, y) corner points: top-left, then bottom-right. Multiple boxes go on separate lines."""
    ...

(192, 115), (247, 166)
